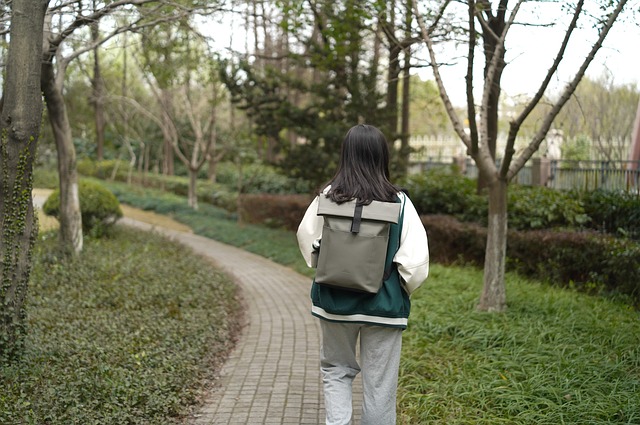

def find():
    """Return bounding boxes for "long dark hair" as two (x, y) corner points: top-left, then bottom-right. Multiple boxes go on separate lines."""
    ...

(326, 124), (400, 204)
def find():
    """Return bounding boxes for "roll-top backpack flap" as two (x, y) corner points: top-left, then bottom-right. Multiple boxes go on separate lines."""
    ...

(315, 197), (401, 293)
(317, 198), (400, 224)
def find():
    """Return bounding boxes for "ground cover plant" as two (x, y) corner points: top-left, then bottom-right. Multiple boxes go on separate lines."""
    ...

(398, 265), (640, 424)
(0, 227), (241, 424)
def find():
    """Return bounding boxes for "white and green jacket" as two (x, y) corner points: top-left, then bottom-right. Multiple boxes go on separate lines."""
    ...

(296, 190), (429, 329)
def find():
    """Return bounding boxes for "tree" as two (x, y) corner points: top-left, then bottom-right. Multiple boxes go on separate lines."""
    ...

(0, 0), (49, 359)
(34, 0), (220, 254)
(412, 0), (631, 312)
(554, 75), (640, 161)
(223, 0), (391, 186)
(90, 0), (107, 162)
(405, 76), (452, 136)
(133, 19), (225, 209)
(379, 0), (425, 174)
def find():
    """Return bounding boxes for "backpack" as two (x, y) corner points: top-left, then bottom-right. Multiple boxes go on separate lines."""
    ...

(312, 195), (402, 294)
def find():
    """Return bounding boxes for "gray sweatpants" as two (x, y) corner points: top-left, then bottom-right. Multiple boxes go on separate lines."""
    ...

(319, 320), (403, 425)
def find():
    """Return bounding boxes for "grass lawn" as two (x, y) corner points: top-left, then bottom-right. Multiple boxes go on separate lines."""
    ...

(398, 265), (640, 424)
(27, 177), (640, 424)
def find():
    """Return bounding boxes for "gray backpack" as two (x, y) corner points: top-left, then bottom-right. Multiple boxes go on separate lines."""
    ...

(313, 196), (402, 293)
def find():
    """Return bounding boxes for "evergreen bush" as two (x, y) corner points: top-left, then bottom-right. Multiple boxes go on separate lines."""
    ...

(42, 180), (123, 237)
(402, 169), (486, 222)
(421, 214), (640, 305)
(215, 161), (311, 194)
(508, 185), (589, 230)
(574, 189), (640, 240)
(239, 194), (312, 230)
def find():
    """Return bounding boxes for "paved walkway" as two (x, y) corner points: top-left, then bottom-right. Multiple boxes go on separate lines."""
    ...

(120, 219), (363, 424)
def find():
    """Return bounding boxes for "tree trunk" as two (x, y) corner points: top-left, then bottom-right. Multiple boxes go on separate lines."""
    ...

(385, 0), (399, 144)
(188, 168), (198, 210)
(208, 159), (217, 183)
(41, 61), (83, 254)
(161, 90), (175, 176)
(91, 20), (106, 162)
(477, 177), (508, 312)
(399, 44), (411, 175)
(0, 0), (48, 359)
(477, 14), (506, 192)
(398, 0), (412, 176)
(386, 54), (400, 145)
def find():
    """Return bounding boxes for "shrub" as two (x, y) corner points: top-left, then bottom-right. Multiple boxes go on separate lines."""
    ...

(77, 159), (122, 180)
(574, 189), (640, 240)
(43, 180), (123, 237)
(508, 229), (640, 301)
(508, 185), (589, 230)
(421, 214), (640, 305)
(404, 170), (591, 231)
(421, 215), (486, 266)
(239, 194), (312, 231)
(402, 169), (486, 222)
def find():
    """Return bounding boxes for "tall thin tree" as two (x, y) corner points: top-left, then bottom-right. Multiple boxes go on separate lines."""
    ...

(0, 0), (49, 359)
(413, 0), (631, 312)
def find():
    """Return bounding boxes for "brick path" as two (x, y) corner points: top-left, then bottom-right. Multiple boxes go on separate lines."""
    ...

(120, 218), (364, 424)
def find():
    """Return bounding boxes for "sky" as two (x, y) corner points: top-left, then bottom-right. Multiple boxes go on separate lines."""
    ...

(417, 1), (640, 106)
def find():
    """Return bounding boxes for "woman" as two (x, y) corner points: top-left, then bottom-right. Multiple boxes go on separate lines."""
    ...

(297, 124), (429, 424)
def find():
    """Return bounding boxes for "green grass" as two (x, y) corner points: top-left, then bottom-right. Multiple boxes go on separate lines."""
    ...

(1, 227), (241, 424)
(81, 179), (640, 424)
(398, 265), (640, 424)
(99, 179), (314, 278)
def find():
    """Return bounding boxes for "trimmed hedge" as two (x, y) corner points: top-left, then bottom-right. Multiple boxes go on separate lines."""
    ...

(508, 229), (640, 299)
(239, 194), (312, 230)
(422, 215), (486, 266)
(422, 214), (640, 305)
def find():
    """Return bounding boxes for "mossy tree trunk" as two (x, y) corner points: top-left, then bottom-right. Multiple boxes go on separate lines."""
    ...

(0, 0), (49, 360)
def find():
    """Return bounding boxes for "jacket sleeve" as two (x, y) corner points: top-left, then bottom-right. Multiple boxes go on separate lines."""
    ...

(296, 196), (323, 268)
(394, 194), (429, 295)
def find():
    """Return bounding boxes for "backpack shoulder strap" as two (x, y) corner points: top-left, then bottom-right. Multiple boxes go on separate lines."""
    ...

(383, 193), (406, 280)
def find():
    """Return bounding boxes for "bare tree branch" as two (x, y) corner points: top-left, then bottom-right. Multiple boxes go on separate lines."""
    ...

(411, 0), (471, 150)
(466, 0), (479, 157)
(508, 0), (630, 179)
(501, 0), (584, 178)
(478, 0), (523, 177)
